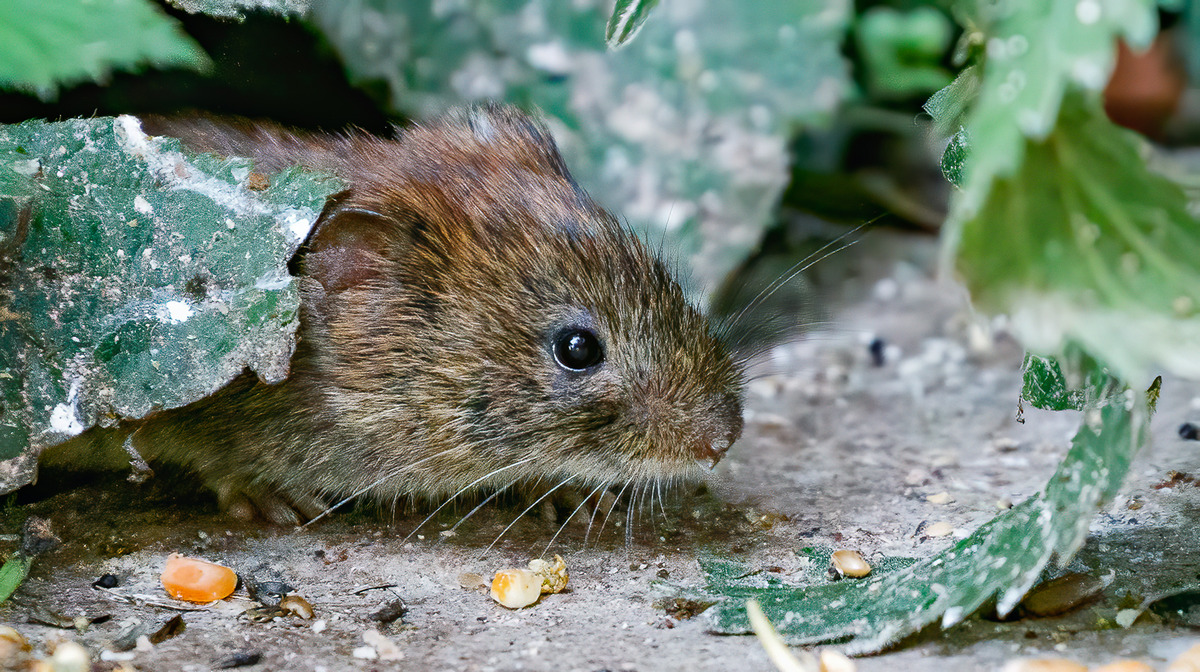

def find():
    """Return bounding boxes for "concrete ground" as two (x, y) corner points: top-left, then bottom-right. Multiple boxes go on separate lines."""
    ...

(4, 231), (1200, 671)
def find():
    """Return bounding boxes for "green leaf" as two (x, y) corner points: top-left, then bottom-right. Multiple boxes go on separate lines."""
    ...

(706, 379), (1149, 653)
(947, 0), (1158, 221)
(1021, 349), (1118, 411)
(952, 94), (1200, 385)
(310, 0), (852, 298)
(0, 117), (342, 491)
(856, 6), (953, 99)
(0, 0), (210, 98)
(606, 0), (660, 48)
(0, 552), (33, 604)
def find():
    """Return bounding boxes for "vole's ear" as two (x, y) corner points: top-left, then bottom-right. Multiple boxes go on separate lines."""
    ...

(290, 196), (395, 294)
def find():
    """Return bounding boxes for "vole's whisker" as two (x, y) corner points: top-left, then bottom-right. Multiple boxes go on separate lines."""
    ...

(448, 483), (512, 534)
(405, 457), (536, 541)
(543, 480), (609, 558)
(725, 222), (869, 334)
(482, 476), (574, 558)
(624, 484), (637, 550)
(656, 477), (669, 522)
(597, 480), (634, 543)
(302, 446), (462, 528)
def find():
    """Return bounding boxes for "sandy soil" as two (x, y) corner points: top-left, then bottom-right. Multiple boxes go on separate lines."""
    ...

(4, 231), (1200, 672)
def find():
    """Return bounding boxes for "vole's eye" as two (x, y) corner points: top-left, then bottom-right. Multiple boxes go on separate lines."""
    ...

(553, 328), (604, 371)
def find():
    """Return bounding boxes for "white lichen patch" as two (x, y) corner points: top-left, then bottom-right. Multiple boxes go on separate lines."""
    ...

(133, 195), (154, 215)
(158, 300), (194, 324)
(113, 115), (319, 243)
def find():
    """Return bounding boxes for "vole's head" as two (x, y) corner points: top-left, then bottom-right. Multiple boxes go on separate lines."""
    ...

(296, 105), (744, 498)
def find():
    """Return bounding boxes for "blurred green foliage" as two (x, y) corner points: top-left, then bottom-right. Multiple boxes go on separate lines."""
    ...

(0, 0), (209, 98)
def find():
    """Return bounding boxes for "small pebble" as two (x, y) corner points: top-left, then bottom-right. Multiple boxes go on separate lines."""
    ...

(215, 651), (263, 669)
(1180, 422), (1200, 441)
(92, 573), (119, 589)
(370, 599), (408, 625)
(1115, 608), (1140, 628)
(868, 337), (886, 367)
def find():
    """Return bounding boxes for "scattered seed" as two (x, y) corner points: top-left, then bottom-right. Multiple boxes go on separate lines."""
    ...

(820, 649), (857, 672)
(0, 625), (30, 660)
(926, 491), (954, 505)
(280, 594), (314, 619)
(829, 550), (871, 579)
(528, 554), (569, 594)
(161, 554), (237, 603)
(925, 522), (954, 537)
(490, 569), (541, 609)
(47, 640), (90, 672)
(362, 629), (403, 661)
(1168, 643), (1200, 671)
(1020, 572), (1106, 617)
(1093, 661), (1155, 672)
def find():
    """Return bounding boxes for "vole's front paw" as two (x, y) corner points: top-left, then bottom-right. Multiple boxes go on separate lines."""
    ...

(212, 482), (328, 525)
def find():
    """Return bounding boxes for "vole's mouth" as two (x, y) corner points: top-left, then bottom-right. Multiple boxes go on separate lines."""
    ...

(691, 436), (731, 472)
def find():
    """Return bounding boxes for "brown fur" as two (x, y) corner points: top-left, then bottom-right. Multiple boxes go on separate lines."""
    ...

(45, 106), (744, 524)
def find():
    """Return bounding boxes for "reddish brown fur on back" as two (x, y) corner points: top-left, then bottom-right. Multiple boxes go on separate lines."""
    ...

(56, 106), (744, 524)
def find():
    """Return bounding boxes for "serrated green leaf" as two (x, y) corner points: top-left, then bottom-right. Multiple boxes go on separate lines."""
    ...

(1021, 349), (1117, 411)
(924, 65), (981, 136)
(953, 94), (1200, 385)
(605, 0), (660, 48)
(0, 117), (342, 491)
(707, 385), (1149, 653)
(0, 0), (210, 98)
(948, 0), (1158, 221)
(310, 0), (852, 298)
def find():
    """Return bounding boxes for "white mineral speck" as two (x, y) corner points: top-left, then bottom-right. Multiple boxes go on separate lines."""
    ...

(161, 300), (194, 324)
(280, 209), (314, 243)
(49, 402), (84, 436)
(133, 195), (153, 215)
